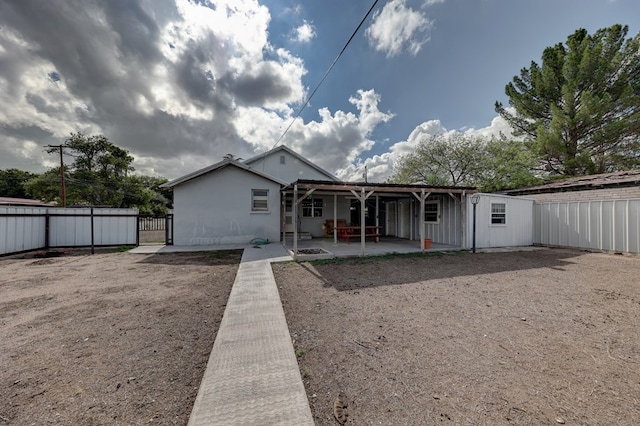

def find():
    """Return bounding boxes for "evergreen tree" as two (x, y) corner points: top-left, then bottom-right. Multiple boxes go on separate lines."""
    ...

(496, 25), (640, 176)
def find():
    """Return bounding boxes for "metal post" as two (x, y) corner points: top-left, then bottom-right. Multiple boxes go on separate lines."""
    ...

(470, 194), (480, 253)
(472, 202), (477, 253)
(90, 207), (95, 255)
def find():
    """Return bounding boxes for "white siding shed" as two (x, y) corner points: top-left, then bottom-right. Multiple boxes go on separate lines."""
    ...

(466, 193), (534, 248)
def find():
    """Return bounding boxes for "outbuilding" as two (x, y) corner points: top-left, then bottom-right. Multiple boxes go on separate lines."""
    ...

(502, 170), (640, 254)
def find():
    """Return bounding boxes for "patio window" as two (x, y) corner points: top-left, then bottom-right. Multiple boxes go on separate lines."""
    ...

(491, 203), (506, 224)
(251, 189), (269, 212)
(302, 198), (323, 217)
(424, 200), (439, 223)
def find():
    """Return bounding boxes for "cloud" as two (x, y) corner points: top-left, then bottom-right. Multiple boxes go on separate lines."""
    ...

(0, 0), (309, 178)
(235, 89), (394, 173)
(291, 20), (316, 43)
(366, 0), (434, 57)
(336, 115), (514, 183)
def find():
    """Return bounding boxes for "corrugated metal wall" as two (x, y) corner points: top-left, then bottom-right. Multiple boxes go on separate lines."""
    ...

(466, 194), (534, 248)
(415, 196), (462, 246)
(0, 207), (47, 255)
(534, 200), (640, 253)
(0, 208), (138, 255)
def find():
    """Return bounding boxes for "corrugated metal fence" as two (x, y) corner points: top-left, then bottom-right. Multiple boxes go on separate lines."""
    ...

(534, 200), (640, 254)
(0, 207), (138, 256)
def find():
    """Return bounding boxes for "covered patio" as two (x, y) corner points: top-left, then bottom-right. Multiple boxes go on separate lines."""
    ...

(281, 180), (475, 260)
(282, 236), (461, 260)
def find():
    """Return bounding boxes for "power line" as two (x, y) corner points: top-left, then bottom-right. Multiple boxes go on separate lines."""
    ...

(269, 0), (380, 151)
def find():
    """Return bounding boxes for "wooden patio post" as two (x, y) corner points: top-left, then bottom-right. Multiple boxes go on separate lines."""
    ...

(420, 189), (425, 252)
(361, 187), (366, 257)
(333, 194), (337, 244)
(293, 184), (298, 256)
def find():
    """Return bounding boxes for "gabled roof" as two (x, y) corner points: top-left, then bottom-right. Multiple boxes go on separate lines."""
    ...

(160, 159), (287, 189)
(502, 169), (640, 196)
(243, 145), (338, 181)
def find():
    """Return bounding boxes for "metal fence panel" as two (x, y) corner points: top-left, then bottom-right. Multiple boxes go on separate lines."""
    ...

(0, 207), (47, 255)
(534, 199), (640, 254)
(1, 207), (137, 255)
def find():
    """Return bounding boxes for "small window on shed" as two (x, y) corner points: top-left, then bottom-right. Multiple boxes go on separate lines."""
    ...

(491, 203), (506, 224)
(424, 200), (439, 223)
(280, 155), (286, 164)
(252, 189), (269, 212)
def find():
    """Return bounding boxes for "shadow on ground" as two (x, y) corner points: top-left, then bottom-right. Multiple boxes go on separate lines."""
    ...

(135, 250), (243, 266)
(304, 248), (586, 291)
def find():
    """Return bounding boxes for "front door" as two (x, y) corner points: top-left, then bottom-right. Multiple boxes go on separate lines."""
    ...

(284, 197), (294, 232)
(386, 201), (397, 236)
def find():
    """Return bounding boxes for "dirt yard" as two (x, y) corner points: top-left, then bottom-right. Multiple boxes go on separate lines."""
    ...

(273, 248), (640, 425)
(0, 248), (241, 425)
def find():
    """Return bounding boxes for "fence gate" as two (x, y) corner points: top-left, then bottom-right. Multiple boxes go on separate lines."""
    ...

(137, 214), (173, 245)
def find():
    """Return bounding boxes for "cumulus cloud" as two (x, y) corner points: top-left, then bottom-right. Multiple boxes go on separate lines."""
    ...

(336, 115), (515, 183)
(0, 0), (307, 178)
(236, 89), (394, 173)
(291, 20), (316, 43)
(366, 0), (434, 57)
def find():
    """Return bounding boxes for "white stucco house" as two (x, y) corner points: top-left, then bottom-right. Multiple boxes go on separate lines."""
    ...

(161, 145), (535, 251)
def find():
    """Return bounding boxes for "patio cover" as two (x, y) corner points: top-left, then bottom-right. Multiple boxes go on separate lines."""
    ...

(282, 179), (476, 257)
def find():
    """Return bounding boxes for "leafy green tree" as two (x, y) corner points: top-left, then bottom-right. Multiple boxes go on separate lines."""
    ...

(496, 24), (640, 176)
(480, 137), (541, 192)
(391, 134), (540, 191)
(24, 133), (172, 213)
(124, 175), (172, 215)
(0, 169), (37, 198)
(55, 132), (134, 206)
(391, 133), (487, 186)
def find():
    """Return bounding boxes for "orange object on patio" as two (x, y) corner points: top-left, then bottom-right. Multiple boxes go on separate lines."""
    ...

(424, 238), (432, 249)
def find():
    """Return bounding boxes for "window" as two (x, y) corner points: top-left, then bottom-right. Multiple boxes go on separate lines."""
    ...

(252, 189), (269, 212)
(491, 203), (506, 224)
(280, 155), (286, 164)
(424, 200), (439, 223)
(302, 197), (323, 217)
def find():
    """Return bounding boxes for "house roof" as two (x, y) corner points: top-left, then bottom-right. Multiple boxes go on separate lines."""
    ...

(283, 179), (476, 195)
(160, 159), (287, 189)
(502, 170), (640, 196)
(243, 145), (338, 181)
(0, 197), (57, 207)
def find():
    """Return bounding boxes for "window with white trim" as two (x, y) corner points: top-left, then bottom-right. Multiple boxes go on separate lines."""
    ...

(251, 189), (269, 212)
(302, 197), (323, 217)
(424, 200), (439, 223)
(491, 203), (506, 224)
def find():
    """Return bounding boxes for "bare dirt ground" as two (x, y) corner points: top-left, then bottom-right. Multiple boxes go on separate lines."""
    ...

(0, 248), (241, 425)
(273, 248), (640, 425)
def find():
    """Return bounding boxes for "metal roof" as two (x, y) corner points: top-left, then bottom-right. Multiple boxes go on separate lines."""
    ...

(284, 179), (476, 194)
(502, 170), (640, 196)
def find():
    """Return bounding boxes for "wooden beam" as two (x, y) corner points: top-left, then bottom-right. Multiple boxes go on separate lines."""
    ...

(296, 188), (315, 204)
(293, 183), (471, 194)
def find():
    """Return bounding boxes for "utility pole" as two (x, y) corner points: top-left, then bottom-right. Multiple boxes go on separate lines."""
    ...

(46, 145), (66, 207)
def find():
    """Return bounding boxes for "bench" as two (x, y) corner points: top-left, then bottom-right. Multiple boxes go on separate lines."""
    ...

(336, 226), (382, 244)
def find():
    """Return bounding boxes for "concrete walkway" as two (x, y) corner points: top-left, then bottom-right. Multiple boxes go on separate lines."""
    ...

(131, 243), (313, 425)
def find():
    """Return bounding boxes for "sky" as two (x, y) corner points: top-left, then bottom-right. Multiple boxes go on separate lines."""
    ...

(1, 0), (639, 183)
